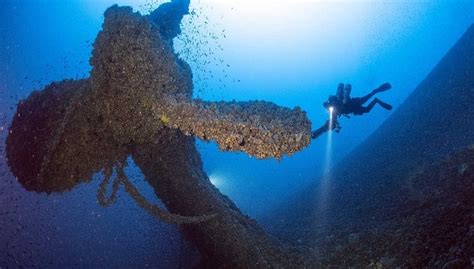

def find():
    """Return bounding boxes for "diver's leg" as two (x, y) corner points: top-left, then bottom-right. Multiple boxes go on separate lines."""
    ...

(360, 98), (392, 114)
(359, 99), (378, 114)
(358, 83), (392, 105)
(357, 92), (377, 105)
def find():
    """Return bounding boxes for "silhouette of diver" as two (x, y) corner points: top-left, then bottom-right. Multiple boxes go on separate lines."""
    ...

(312, 82), (392, 138)
(324, 82), (392, 117)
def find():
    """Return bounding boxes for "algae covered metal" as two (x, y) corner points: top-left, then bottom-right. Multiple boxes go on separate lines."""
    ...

(6, 5), (313, 267)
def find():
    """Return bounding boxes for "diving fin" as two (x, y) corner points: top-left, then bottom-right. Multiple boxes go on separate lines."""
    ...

(373, 82), (392, 93)
(377, 99), (393, 110)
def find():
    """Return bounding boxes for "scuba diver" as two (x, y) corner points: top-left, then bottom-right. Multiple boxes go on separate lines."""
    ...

(312, 82), (392, 139)
(324, 82), (392, 117)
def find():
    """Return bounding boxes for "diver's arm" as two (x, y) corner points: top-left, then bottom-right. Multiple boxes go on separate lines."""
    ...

(311, 120), (330, 139)
(311, 116), (343, 139)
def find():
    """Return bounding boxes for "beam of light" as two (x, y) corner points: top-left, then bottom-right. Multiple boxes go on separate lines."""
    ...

(322, 109), (333, 187)
(314, 107), (334, 228)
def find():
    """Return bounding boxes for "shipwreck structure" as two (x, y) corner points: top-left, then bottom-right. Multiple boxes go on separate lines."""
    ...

(6, 4), (321, 267)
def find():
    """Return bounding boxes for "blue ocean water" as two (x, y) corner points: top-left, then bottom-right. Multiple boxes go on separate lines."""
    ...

(0, 0), (473, 267)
